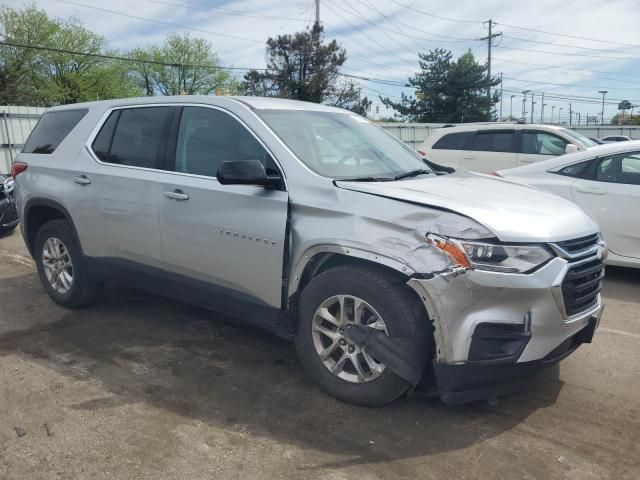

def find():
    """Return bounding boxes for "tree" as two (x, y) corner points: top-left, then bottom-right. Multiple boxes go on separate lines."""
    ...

(0, 4), (141, 105)
(243, 23), (370, 114)
(381, 49), (500, 123)
(131, 34), (235, 96)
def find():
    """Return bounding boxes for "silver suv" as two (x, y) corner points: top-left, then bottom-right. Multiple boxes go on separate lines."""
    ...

(14, 96), (606, 406)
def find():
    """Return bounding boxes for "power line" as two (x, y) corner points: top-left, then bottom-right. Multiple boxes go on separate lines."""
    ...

(501, 34), (640, 55)
(492, 57), (640, 83)
(503, 76), (640, 92)
(52, 0), (265, 44)
(495, 44), (640, 61)
(385, 0), (481, 24)
(0, 40), (264, 71)
(143, 0), (310, 22)
(496, 22), (640, 49)
(322, 0), (417, 68)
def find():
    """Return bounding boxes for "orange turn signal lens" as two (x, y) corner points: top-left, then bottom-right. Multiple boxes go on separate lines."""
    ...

(427, 235), (471, 269)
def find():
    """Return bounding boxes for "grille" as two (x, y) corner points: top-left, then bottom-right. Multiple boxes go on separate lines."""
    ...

(561, 257), (604, 317)
(556, 233), (600, 255)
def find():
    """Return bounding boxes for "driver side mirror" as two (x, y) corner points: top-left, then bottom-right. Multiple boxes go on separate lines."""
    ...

(565, 143), (579, 154)
(216, 160), (281, 187)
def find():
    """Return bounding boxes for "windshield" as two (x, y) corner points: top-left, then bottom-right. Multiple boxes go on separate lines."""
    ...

(257, 110), (431, 180)
(560, 128), (598, 148)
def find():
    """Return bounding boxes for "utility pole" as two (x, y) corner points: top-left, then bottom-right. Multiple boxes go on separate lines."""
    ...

(577, 112), (581, 126)
(551, 106), (555, 124)
(530, 94), (535, 124)
(510, 94), (515, 119)
(598, 90), (607, 125)
(540, 93), (545, 122)
(569, 103), (573, 127)
(480, 20), (502, 120)
(499, 72), (503, 121)
(315, 0), (320, 24)
(559, 107), (563, 125)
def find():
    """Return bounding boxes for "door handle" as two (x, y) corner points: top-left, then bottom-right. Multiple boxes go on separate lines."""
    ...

(73, 175), (91, 185)
(520, 158), (535, 163)
(462, 156), (476, 160)
(163, 189), (189, 201)
(575, 185), (606, 195)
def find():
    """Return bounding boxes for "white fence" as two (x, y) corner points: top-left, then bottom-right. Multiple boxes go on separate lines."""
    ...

(2, 108), (640, 174)
(0, 106), (45, 174)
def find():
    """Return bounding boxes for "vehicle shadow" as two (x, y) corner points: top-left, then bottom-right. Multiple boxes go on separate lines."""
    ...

(0, 273), (563, 468)
(602, 265), (640, 303)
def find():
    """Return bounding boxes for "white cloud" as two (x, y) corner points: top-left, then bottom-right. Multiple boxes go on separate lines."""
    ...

(28, 0), (640, 118)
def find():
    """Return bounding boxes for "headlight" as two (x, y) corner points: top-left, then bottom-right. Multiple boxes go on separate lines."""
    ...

(427, 234), (553, 273)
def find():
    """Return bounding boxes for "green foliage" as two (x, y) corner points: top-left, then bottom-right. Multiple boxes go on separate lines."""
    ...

(381, 49), (500, 123)
(0, 4), (142, 105)
(610, 113), (640, 125)
(130, 34), (234, 96)
(243, 23), (370, 114)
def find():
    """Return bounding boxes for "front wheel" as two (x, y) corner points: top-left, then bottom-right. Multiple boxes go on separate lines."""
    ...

(295, 264), (429, 406)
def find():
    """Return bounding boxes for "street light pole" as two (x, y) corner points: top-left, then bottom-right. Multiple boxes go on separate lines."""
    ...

(598, 90), (607, 125)
(522, 90), (530, 122)
(559, 107), (563, 124)
(531, 99), (536, 124)
(551, 106), (555, 124)
(541, 103), (547, 123)
(510, 94), (515, 119)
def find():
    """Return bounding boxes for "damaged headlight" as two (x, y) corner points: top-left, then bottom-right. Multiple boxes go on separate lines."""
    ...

(426, 234), (553, 273)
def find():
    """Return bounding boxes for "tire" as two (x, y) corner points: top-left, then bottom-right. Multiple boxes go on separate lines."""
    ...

(295, 264), (429, 407)
(34, 219), (102, 308)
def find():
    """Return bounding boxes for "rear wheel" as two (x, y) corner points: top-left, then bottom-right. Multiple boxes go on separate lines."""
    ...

(35, 219), (102, 307)
(295, 264), (429, 406)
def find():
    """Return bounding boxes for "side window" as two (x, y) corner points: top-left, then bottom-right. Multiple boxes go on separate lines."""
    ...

(557, 160), (592, 178)
(521, 131), (568, 155)
(23, 109), (88, 154)
(175, 106), (269, 177)
(105, 107), (173, 169)
(432, 132), (472, 150)
(470, 131), (515, 153)
(91, 111), (119, 162)
(595, 152), (640, 185)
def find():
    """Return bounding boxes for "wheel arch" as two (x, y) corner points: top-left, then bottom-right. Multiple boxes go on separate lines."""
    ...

(23, 198), (83, 257)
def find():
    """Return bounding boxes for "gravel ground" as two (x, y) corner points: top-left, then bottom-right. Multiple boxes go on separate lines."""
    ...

(0, 228), (639, 479)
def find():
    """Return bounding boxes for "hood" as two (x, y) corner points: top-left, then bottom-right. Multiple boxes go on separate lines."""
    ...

(336, 172), (598, 243)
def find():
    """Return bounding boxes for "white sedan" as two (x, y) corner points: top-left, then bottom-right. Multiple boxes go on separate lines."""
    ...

(496, 141), (640, 268)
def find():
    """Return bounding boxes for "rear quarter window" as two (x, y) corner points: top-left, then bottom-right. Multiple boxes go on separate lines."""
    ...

(22, 109), (88, 154)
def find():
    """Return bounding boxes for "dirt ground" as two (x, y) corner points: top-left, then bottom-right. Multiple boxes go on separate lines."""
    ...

(0, 228), (639, 480)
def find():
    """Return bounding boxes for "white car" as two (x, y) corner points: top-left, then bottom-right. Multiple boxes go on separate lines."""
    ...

(599, 135), (632, 143)
(496, 141), (640, 268)
(418, 123), (597, 173)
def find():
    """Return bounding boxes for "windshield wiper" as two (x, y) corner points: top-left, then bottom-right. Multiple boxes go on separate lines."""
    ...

(338, 176), (394, 182)
(393, 169), (432, 180)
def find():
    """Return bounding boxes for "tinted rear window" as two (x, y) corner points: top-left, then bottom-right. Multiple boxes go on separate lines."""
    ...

(102, 107), (173, 169)
(471, 131), (515, 153)
(22, 109), (88, 154)
(432, 132), (472, 150)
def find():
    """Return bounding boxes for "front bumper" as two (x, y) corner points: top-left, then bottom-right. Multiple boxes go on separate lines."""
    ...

(407, 254), (604, 402)
(0, 195), (18, 230)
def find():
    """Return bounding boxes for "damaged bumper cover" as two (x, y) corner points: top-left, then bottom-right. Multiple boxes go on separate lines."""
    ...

(406, 255), (604, 404)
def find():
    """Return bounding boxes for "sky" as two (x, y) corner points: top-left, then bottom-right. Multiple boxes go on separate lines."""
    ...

(8, 0), (640, 122)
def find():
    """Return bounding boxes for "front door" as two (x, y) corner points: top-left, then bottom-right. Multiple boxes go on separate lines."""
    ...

(159, 106), (289, 309)
(517, 130), (569, 166)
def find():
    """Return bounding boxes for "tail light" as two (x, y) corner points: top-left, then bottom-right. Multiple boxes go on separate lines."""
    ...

(490, 171), (502, 177)
(417, 150), (426, 157)
(11, 162), (28, 178)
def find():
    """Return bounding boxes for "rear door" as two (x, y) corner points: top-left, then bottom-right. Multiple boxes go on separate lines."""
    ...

(71, 106), (175, 267)
(159, 105), (289, 309)
(571, 150), (640, 260)
(461, 130), (517, 172)
(517, 129), (569, 166)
